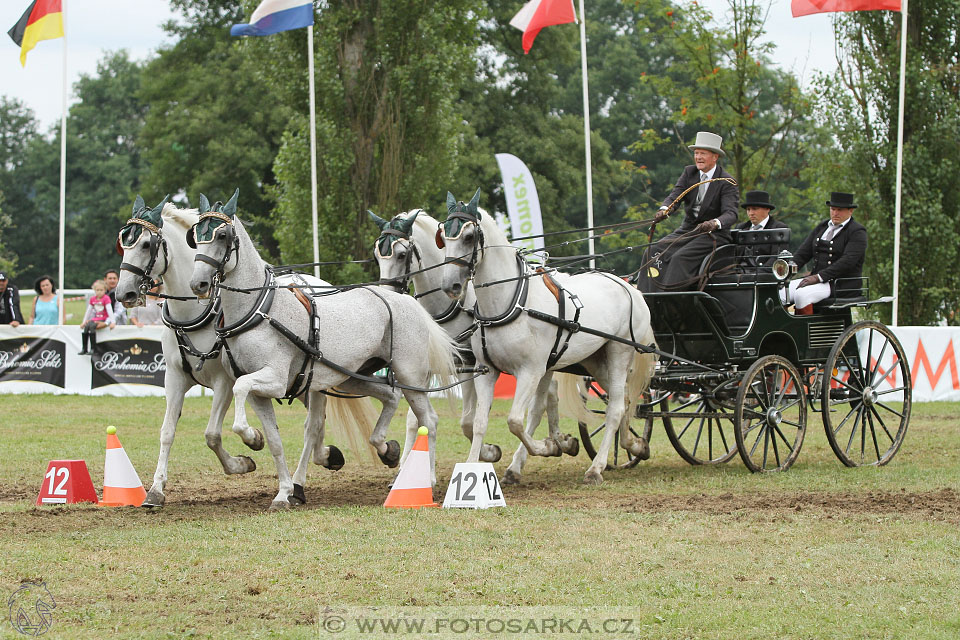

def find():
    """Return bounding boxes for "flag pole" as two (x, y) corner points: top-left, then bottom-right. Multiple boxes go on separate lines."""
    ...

(307, 25), (320, 278)
(891, 0), (907, 326)
(577, 0), (595, 269)
(57, 0), (67, 324)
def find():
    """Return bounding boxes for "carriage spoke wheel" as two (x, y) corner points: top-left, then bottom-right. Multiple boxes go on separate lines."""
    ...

(821, 321), (911, 467)
(578, 385), (655, 470)
(735, 355), (807, 473)
(662, 391), (738, 465)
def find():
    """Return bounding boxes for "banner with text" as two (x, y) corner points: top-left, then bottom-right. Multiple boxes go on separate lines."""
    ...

(0, 325), (201, 397)
(495, 153), (544, 259)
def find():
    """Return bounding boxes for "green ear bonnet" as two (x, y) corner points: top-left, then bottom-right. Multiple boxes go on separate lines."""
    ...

(370, 210), (420, 258)
(119, 194), (170, 250)
(441, 189), (482, 239)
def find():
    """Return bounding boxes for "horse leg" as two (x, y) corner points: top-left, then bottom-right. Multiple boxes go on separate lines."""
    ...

(403, 390), (439, 487)
(290, 391), (326, 505)
(400, 406), (419, 467)
(245, 394), (297, 509)
(548, 377), (578, 456)
(204, 377), (257, 476)
(504, 374), (554, 485)
(143, 372), (192, 507)
(465, 371), (497, 463)
(583, 356), (631, 485)
(336, 380), (403, 468)
(460, 377), (501, 463)
(508, 372), (564, 459)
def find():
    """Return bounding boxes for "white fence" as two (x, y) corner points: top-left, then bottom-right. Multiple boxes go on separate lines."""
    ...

(0, 324), (957, 401)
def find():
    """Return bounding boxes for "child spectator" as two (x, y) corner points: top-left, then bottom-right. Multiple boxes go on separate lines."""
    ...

(79, 279), (115, 355)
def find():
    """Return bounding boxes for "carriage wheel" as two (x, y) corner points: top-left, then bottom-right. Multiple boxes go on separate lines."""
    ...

(735, 355), (807, 473)
(577, 387), (656, 470)
(661, 391), (738, 465)
(821, 321), (911, 467)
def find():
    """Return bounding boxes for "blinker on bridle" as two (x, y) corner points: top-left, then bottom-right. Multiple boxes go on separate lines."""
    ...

(375, 226), (421, 293)
(118, 216), (169, 295)
(190, 211), (240, 275)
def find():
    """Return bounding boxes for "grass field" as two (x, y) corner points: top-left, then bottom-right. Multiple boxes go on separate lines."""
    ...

(1, 395), (958, 638)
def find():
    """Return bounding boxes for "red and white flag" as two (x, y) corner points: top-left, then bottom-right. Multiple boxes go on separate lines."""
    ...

(509, 0), (577, 54)
(792, 0), (900, 17)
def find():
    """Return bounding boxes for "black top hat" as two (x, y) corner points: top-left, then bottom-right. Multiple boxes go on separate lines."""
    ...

(826, 192), (857, 209)
(0, 272), (7, 281)
(740, 190), (776, 211)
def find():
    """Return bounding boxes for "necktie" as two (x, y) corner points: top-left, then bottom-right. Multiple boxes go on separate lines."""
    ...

(697, 173), (708, 203)
(751, 224), (762, 231)
(822, 222), (839, 242)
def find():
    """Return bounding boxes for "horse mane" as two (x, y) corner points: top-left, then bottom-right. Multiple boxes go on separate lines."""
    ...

(476, 206), (508, 246)
(161, 202), (199, 233)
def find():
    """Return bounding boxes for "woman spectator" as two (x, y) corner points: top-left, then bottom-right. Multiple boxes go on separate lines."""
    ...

(30, 275), (59, 325)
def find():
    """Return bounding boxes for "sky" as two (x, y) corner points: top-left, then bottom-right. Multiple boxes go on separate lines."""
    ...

(0, 0), (838, 131)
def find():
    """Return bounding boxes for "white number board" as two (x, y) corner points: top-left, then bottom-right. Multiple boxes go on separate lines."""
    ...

(442, 462), (507, 509)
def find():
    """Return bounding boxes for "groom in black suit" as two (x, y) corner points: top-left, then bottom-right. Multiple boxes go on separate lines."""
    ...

(638, 131), (740, 290)
(780, 192), (867, 314)
(734, 190), (790, 265)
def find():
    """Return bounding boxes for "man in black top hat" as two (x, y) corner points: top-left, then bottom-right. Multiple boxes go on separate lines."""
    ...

(0, 272), (25, 326)
(780, 192), (867, 315)
(638, 131), (740, 291)
(735, 190), (789, 266)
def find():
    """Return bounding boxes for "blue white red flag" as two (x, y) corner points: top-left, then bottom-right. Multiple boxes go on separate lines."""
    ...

(230, 0), (314, 37)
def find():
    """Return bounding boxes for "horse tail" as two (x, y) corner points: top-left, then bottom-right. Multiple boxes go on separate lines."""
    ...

(556, 373), (601, 426)
(417, 305), (458, 385)
(625, 321), (657, 409)
(323, 395), (380, 464)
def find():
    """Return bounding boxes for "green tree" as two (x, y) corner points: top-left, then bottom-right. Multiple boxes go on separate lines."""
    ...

(139, 0), (291, 260)
(247, 0), (478, 280)
(811, 1), (960, 324)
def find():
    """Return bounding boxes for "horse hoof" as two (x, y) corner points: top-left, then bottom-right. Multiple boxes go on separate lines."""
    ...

(502, 469), (521, 485)
(226, 455), (257, 475)
(269, 499), (291, 511)
(564, 436), (580, 457)
(547, 440), (563, 457)
(631, 438), (650, 461)
(378, 440), (401, 468)
(246, 429), (265, 451)
(582, 470), (604, 485)
(142, 490), (165, 508)
(291, 484), (307, 506)
(323, 446), (345, 471)
(481, 444), (502, 463)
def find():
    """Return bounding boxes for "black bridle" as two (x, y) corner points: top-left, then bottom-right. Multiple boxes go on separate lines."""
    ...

(440, 210), (485, 278)
(190, 211), (240, 282)
(375, 228), (422, 294)
(118, 219), (169, 301)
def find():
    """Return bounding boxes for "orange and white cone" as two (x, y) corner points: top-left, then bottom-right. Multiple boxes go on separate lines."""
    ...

(100, 426), (146, 507)
(384, 426), (438, 509)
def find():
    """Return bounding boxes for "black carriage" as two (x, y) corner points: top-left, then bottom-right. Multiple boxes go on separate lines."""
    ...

(579, 227), (912, 473)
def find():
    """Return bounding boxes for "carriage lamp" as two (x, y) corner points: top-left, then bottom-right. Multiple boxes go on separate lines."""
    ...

(772, 253), (796, 282)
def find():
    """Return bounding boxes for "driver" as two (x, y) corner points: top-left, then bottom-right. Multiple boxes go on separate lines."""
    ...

(637, 131), (740, 291)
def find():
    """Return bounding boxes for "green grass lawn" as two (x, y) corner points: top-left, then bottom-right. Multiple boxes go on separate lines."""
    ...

(0, 395), (958, 638)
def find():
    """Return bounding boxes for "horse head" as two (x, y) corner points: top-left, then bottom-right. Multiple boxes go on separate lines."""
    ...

(370, 209), (422, 293)
(189, 189), (241, 298)
(439, 188), (483, 299)
(116, 194), (170, 307)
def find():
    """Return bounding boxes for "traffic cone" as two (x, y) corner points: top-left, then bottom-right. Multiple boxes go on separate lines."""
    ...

(100, 426), (146, 507)
(383, 426), (438, 509)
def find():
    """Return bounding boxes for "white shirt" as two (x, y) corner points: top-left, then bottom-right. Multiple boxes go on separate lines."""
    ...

(816, 218), (852, 282)
(749, 215), (770, 230)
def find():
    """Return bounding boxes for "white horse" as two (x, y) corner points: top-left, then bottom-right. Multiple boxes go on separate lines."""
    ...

(438, 190), (657, 484)
(370, 209), (588, 483)
(188, 191), (457, 502)
(116, 196), (380, 507)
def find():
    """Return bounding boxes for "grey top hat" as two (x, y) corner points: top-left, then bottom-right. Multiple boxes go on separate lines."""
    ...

(741, 190), (776, 210)
(688, 131), (725, 158)
(825, 192), (857, 209)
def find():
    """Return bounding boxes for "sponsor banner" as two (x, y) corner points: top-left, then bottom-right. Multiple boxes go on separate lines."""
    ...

(90, 339), (166, 389)
(495, 153), (545, 258)
(0, 336), (65, 387)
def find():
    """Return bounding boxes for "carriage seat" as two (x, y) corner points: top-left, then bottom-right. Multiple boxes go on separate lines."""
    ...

(700, 227), (792, 282)
(812, 277), (868, 311)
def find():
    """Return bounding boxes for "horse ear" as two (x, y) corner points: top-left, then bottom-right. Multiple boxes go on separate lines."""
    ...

(198, 194), (211, 213)
(468, 188), (481, 218)
(132, 194), (145, 215)
(398, 211), (419, 235)
(150, 195), (170, 227)
(446, 191), (458, 213)
(367, 210), (388, 230)
(435, 226), (445, 249)
(185, 226), (197, 249)
(223, 188), (240, 217)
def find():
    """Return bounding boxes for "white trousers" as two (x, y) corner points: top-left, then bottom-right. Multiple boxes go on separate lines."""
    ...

(780, 279), (832, 309)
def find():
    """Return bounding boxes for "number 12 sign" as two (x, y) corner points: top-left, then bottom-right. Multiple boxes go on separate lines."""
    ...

(442, 462), (507, 509)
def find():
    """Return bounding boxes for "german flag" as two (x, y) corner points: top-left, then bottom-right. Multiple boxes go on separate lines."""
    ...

(7, 0), (63, 66)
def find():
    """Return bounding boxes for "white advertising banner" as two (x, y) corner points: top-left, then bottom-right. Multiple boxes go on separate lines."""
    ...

(0, 325), (201, 397)
(495, 153), (545, 255)
(866, 326), (960, 402)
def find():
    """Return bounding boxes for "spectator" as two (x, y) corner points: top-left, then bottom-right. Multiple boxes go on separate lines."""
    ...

(129, 285), (163, 327)
(104, 268), (127, 325)
(30, 275), (59, 325)
(79, 279), (115, 355)
(0, 272), (24, 327)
